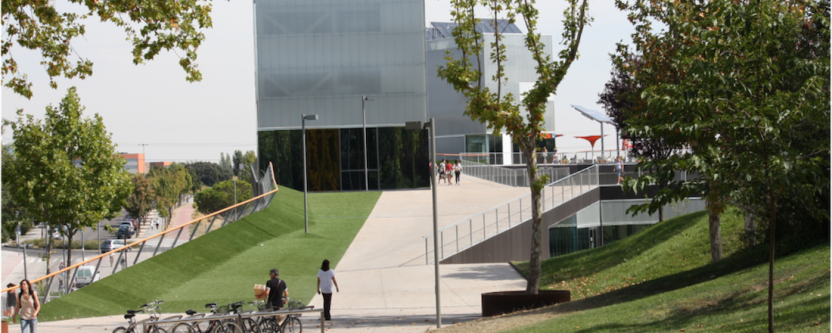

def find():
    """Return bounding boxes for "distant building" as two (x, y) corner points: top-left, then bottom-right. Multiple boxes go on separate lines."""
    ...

(149, 161), (173, 169)
(120, 153), (146, 174)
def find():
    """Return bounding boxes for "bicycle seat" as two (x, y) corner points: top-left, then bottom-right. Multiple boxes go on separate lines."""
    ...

(140, 303), (149, 308)
(124, 314), (135, 319)
(205, 302), (217, 308)
(127, 310), (139, 315)
(186, 310), (197, 316)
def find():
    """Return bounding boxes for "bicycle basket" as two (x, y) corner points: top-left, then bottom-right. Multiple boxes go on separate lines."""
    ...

(286, 300), (306, 310)
(216, 304), (232, 314)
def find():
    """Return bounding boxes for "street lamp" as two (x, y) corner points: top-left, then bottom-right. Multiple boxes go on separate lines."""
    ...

(302, 114), (318, 234)
(362, 96), (374, 191)
(405, 118), (440, 329)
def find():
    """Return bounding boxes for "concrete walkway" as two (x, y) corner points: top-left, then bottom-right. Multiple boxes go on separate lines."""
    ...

(306, 176), (530, 332)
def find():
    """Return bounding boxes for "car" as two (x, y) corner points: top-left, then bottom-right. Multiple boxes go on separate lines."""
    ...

(75, 266), (100, 287)
(115, 225), (134, 239)
(100, 239), (128, 253)
(122, 219), (138, 230)
(119, 221), (135, 232)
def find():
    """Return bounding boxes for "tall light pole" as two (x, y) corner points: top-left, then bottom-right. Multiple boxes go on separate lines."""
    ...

(406, 118), (440, 329)
(362, 96), (374, 191)
(302, 114), (318, 234)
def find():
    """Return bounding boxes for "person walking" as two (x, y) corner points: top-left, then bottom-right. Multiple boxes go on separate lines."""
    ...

(445, 161), (453, 186)
(5, 283), (17, 325)
(542, 146), (548, 163)
(454, 161), (462, 185)
(616, 156), (624, 184)
(15, 280), (39, 333)
(317, 259), (339, 321)
(109, 251), (114, 267)
(438, 160), (446, 184)
(264, 269), (288, 311)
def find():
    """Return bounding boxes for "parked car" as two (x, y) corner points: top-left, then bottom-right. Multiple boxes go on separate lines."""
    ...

(122, 219), (138, 230)
(75, 266), (100, 287)
(115, 225), (134, 239)
(119, 221), (135, 232)
(100, 239), (128, 253)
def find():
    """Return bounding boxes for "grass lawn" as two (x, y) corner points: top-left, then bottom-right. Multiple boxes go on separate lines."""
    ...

(37, 186), (381, 321)
(440, 207), (829, 332)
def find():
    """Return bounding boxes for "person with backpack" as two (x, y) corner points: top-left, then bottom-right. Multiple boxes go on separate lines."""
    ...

(14, 279), (39, 333)
(264, 269), (288, 311)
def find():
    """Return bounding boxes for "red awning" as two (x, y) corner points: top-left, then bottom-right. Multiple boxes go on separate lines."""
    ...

(575, 135), (607, 148)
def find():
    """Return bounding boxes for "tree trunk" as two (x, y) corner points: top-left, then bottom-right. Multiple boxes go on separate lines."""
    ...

(521, 141), (543, 295)
(707, 202), (723, 262)
(659, 206), (664, 222)
(767, 196), (777, 333)
(45, 229), (52, 275)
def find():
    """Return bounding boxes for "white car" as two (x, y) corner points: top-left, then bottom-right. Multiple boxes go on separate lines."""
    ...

(75, 266), (100, 287)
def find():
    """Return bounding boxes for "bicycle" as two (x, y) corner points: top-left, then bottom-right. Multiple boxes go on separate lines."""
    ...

(256, 298), (310, 333)
(113, 300), (168, 333)
(172, 301), (243, 333)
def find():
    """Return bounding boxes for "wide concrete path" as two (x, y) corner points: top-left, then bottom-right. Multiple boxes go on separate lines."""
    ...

(306, 176), (530, 332)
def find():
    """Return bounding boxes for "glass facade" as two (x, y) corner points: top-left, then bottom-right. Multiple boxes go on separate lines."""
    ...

(259, 127), (430, 191)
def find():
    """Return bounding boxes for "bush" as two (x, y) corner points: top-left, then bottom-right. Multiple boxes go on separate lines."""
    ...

(23, 238), (101, 250)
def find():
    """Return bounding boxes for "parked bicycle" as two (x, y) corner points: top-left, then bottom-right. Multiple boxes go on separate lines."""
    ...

(256, 298), (311, 333)
(169, 301), (243, 333)
(113, 300), (169, 333)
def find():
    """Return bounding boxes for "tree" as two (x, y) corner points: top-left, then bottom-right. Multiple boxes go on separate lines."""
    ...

(232, 150), (243, 176)
(613, 1), (829, 331)
(123, 174), (155, 236)
(437, 0), (590, 294)
(169, 163), (193, 205)
(148, 164), (191, 227)
(1, 0), (215, 99)
(238, 150), (257, 184)
(194, 179), (252, 215)
(184, 161), (231, 187)
(1, 144), (35, 243)
(2, 87), (133, 272)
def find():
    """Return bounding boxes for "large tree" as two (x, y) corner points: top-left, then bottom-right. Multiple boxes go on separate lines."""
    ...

(437, 0), (590, 294)
(613, 0), (829, 331)
(123, 174), (155, 236)
(194, 179), (252, 215)
(3, 87), (133, 272)
(1, 0), (215, 98)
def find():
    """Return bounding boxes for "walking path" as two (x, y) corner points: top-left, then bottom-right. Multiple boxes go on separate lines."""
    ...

(305, 176), (530, 332)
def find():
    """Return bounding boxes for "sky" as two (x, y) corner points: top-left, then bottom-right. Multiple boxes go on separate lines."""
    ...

(1, 0), (634, 163)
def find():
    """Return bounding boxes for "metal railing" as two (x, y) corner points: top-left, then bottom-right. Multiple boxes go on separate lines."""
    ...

(423, 165), (600, 264)
(1, 163), (279, 303)
(458, 160), (570, 187)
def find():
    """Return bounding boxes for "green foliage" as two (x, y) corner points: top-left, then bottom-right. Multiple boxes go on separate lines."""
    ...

(436, 0), (591, 294)
(1, 0), (215, 99)
(2, 87), (132, 271)
(1, 144), (35, 243)
(37, 186), (381, 320)
(184, 161), (232, 187)
(194, 179), (252, 214)
(123, 174), (155, 227)
(147, 163), (192, 223)
(23, 238), (99, 250)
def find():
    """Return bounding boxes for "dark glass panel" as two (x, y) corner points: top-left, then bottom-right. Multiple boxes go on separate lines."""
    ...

(367, 128), (378, 170)
(258, 131), (276, 179)
(305, 129), (340, 191)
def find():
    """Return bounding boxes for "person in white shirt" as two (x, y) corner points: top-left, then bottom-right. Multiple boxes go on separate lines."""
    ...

(317, 259), (340, 321)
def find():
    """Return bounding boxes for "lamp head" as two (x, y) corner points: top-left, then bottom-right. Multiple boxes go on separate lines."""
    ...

(303, 115), (319, 121)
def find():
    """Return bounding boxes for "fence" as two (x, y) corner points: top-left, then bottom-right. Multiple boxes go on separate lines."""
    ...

(458, 159), (570, 187)
(423, 165), (600, 264)
(1, 163), (279, 303)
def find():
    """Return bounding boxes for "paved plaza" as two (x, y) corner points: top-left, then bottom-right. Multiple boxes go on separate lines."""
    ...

(11, 177), (530, 332)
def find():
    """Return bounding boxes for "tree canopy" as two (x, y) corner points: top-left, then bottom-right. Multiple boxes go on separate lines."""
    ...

(2, 87), (133, 271)
(1, 0), (216, 98)
(194, 179), (251, 215)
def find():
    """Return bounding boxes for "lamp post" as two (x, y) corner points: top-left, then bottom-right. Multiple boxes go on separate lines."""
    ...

(362, 96), (374, 191)
(406, 118), (440, 329)
(302, 114), (318, 234)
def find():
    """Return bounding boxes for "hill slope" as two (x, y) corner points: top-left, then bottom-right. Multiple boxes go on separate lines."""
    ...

(38, 186), (381, 321)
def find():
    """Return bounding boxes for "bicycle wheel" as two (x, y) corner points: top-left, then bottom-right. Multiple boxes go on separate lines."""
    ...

(171, 323), (192, 333)
(282, 317), (301, 333)
(150, 326), (169, 333)
(241, 318), (261, 333)
(112, 327), (129, 333)
(215, 321), (243, 333)
(258, 317), (278, 333)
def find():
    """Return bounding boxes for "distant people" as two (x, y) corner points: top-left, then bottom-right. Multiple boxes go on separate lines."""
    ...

(264, 268), (288, 311)
(445, 161), (454, 186)
(616, 156), (624, 185)
(438, 160), (446, 184)
(5, 283), (17, 324)
(109, 251), (114, 267)
(454, 161), (462, 185)
(542, 147), (548, 163)
(317, 259), (340, 321)
(15, 279), (39, 333)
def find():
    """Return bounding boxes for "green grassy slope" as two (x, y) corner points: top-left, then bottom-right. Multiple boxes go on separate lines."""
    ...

(515, 208), (745, 299)
(509, 244), (829, 332)
(38, 186), (381, 321)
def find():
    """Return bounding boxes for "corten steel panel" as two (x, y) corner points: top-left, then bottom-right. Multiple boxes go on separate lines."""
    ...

(441, 187), (601, 264)
(256, 0), (427, 130)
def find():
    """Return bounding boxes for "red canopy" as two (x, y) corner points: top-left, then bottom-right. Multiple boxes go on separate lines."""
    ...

(575, 135), (607, 148)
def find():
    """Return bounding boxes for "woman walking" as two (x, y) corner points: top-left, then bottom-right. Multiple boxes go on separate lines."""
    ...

(317, 259), (339, 321)
(454, 161), (462, 185)
(445, 161), (454, 186)
(615, 156), (624, 184)
(15, 279), (39, 333)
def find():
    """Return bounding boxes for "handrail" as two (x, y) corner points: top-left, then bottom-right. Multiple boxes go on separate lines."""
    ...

(2, 163), (279, 294)
(145, 307), (325, 333)
(422, 165), (598, 238)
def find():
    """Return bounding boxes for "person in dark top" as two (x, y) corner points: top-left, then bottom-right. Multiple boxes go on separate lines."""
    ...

(264, 268), (288, 311)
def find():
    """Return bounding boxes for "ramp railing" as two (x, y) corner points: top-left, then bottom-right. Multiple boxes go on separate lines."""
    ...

(1, 163), (279, 303)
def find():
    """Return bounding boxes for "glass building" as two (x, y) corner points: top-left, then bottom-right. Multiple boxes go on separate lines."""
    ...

(255, 0), (430, 191)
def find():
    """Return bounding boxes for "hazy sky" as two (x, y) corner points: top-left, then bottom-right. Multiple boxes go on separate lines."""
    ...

(1, 0), (634, 163)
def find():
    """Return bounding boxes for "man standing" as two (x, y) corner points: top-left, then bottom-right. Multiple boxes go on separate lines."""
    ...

(264, 269), (288, 311)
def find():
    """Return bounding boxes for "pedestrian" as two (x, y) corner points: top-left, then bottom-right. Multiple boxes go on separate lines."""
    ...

(542, 146), (548, 163)
(120, 252), (127, 269)
(155, 219), (160, 230)
(438, 160), (446, 184)
(109, 251), (114, 267)
(454, 161), (462, 185)
(616, 156), (624, 185)
(5, 283), (17, 325)
(445, 161), (453, 186)
(317, 259), (339, 321)
(58, 261), (65, 290)
(15, 279), (39, 333)
(264, 268), (288, 311)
